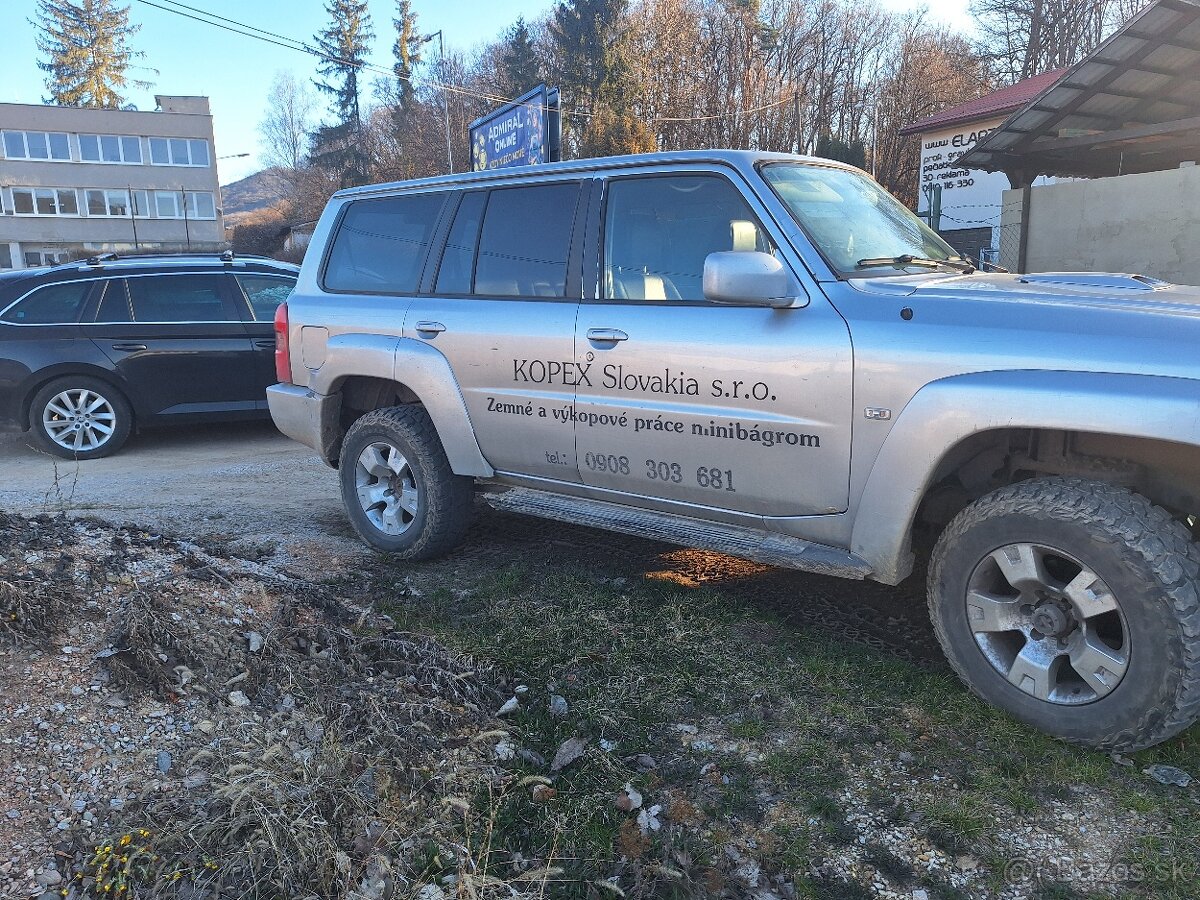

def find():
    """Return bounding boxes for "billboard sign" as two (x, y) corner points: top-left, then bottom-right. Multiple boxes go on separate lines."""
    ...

(469, 85), (561, 172)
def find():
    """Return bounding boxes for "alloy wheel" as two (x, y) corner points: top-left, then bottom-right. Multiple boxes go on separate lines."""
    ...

(42, 389), (117, 453)
(966, 542), (1130, 705)
(354, 441), (420, 535)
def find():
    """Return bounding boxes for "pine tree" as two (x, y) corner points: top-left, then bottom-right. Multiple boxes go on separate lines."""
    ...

(33, 0), (149, 108)
(392, 0), (422, 117)
(312, 0), (374, 186)
(498, 17), (541, 97)
(312, 0), (374, 130)
(549, 0), (630, 108)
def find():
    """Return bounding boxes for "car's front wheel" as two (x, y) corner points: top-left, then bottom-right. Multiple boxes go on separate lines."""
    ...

(29, 377), (132, 459)
(338, 405), (474, 558)
(929, 476), (1200, 751)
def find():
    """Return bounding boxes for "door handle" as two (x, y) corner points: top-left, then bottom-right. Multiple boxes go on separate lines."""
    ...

(415, 321), (446, 336)
(253, 338), (276, 350)
(110, 342), (147, 352)
(586, 328), (628, 345)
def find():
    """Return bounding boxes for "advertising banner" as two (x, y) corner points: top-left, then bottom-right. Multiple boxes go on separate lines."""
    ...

(469, 85), (561, 172)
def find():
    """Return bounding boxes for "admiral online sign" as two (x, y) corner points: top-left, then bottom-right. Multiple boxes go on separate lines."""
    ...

(469, 85), (561, 172)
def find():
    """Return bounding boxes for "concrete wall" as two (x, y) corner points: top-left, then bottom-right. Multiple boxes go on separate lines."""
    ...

(1000, 165), (1200, 285)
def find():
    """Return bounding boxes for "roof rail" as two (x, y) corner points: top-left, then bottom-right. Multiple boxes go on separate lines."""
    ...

(85, 252), (120, 266)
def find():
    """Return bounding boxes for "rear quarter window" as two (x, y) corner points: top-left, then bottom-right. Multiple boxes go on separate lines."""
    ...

(322, 192), (447, 294)
(0, 281), (91, 324)
(474, 182), (580, 298)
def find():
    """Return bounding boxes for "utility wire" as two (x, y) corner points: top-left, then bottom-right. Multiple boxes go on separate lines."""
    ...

(135, 0), (800, 125)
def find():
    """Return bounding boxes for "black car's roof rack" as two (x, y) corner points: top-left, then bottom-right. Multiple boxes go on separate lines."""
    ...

(68, 251), (281, 271)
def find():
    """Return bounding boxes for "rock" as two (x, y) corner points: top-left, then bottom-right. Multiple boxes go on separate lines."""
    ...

(1111, 752), (1135, 767)
(633, 753), (657, 771)
(494, 739), (516, 761)
(227, 691), (250, 708)
(196, 720), (216, 734)
(1143, 764), (1192, 787)
(913, 890), (930, 900)
(550, 737), (586, 772)
(105, 696), (128, 709)
(156, 751), (172, 774)
(496, 696), (520, 716)
(183, 773), (209, 790)
(897, 751), (915, 764)
(416, 886), (446, 900)
(245, 631), (264, 652)
(531, 784), (556, 803)
(548, 694), (568, 717)
(37, 870), (62, 887)
(615, 783), (643, 812)
(517, 748), (545, 767)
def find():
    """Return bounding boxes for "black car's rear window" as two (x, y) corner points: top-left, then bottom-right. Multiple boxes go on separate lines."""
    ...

(0, 281), (91, 324)
(323, 192), (447, 294)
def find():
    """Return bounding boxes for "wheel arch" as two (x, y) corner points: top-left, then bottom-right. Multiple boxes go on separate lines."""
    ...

(310, 333), (493, 476)
(852, 370), (1200, 585)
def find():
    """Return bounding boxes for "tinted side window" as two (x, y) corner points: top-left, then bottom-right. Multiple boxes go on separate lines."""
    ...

(434, 192), (487, 294)
(603, 175), (775, 302)
(94, 280), (132, 322)
(323, 192), (446, 294)
(475, 183), (580, 298)
(237, 274), (295, 321)
(1, 281), (91, 324)
(126, 275), (230, 323)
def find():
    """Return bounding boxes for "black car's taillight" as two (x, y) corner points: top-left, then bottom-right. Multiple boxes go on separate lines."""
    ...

(274, 302), (292, 384)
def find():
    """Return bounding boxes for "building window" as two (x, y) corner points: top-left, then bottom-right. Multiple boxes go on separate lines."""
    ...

(0, 245), (12, 269)
(11, 188), (79, 217)
(154, 191), (179, 218)
(1, 131), (71, 161)
(78, 133), (143, 164)
(85, 189), (136, 217)
(148, 137), (210, 167)
(185, 191), (216, 219)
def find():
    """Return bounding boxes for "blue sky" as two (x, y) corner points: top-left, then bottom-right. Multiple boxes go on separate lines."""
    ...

(0, 0), (972, 184)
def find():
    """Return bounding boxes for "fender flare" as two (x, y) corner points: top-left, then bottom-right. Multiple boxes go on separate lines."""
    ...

(314, 333), (493, 477)
(852, 370), (1200, 584)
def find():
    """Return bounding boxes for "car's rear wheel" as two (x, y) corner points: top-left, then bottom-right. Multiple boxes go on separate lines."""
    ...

(929, 476), (1200, 750)
(338, 405), (473, 558)
(29, 377), (132, 459)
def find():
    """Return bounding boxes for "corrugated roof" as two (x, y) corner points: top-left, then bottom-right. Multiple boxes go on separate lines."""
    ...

(959, 0), (1200, 179)
(898, 69), (1067, 136)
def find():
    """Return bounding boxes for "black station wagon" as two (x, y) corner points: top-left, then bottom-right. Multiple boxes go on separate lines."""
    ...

(0, 253), (297, 458)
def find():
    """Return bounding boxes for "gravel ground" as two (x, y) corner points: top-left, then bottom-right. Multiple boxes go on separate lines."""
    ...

(0, 422), (361, 577)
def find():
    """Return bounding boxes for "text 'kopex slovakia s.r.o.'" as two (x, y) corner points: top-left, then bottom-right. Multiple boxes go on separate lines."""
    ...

(481, 358), (821, 451)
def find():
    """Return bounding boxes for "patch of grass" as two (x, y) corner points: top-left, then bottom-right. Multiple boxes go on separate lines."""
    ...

(362, 551), (1200, 898)
(920, 796), (991, 856)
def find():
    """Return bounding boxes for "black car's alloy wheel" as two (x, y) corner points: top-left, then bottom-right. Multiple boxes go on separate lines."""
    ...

(29, 377), (132, 459)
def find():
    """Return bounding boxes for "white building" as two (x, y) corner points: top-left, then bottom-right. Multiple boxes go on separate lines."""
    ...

(0, 96), (224, 269)
(898, 70), (1064, 265)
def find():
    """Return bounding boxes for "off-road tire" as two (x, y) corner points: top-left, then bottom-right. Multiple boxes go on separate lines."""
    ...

(338, 405), (473, 559)
(929, 476), (1200, 751)
(29, 376), (133, 460)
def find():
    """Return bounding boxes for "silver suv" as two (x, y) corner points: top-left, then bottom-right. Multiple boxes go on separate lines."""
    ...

(269, 150), (1200, 751)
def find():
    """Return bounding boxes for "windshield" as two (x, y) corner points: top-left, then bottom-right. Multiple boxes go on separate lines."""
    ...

(761, 163), (962, 277)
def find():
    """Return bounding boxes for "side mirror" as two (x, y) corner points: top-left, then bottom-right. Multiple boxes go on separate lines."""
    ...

(703, 251), (796, 308)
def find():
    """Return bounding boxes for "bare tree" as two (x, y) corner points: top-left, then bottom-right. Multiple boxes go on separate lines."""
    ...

(258, 71), (318, 171)
(970, 0), (1148, 82)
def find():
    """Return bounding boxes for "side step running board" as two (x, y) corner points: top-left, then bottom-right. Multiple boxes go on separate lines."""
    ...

(484, 487), (872, 580)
